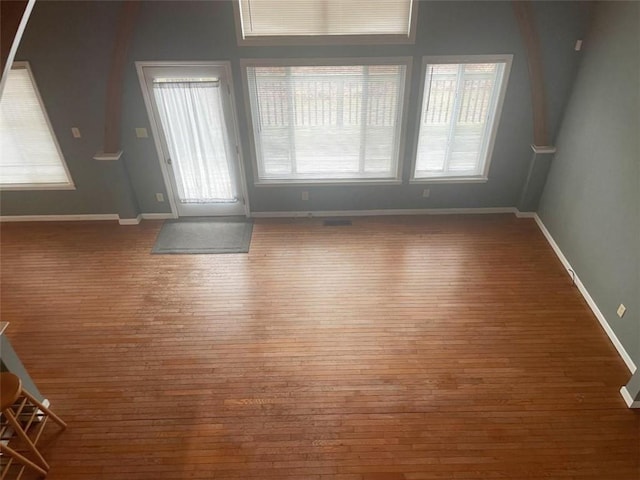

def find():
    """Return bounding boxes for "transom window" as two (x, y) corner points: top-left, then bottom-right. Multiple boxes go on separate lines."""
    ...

(0, 62), (73, 190)
(235, 0), (416, 45)
(413, 56), (512, 181)
(244, 60), (409, 182)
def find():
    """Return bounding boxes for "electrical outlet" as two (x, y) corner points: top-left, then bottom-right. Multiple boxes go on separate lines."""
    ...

(617, 304), (626, 318)
(422, 188), (430, 198)
(301, 191), (309, 201)
(71, 127), (81, 138)
(574, 39), (583, 51)
(155, 193), (165, 202)
(135, 128), (149, 138)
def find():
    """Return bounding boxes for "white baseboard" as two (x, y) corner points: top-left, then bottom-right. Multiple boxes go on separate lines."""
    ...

(533, 213), (636, 374)
(620, 386), (640, 408)
(0, 213), (175, 224)
(118, 215), (142, 225)
(251, 207), (517, 218)
(0, 214), (119, 222)
(514, 210), (537, 218)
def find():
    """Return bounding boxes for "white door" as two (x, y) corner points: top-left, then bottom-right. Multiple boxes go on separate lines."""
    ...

(138, 63), (247, 217)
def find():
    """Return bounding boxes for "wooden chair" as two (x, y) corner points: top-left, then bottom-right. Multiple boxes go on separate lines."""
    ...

(0, 372), (66, 478)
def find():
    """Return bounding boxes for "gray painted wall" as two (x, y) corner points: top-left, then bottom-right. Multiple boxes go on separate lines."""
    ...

(538, 2), (640, 365)
(1, 1), (589, 216)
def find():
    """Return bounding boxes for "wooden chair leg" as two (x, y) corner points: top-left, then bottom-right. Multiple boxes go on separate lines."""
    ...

(22, 390), (67, 430)
(3, 408), (50, 470)
(0, 442), (48, 477)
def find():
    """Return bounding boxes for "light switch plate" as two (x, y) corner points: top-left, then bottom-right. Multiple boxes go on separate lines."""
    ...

(617, 304), (626, 318)
(71, 127), (81, 138)
(135, 128), (149, 138)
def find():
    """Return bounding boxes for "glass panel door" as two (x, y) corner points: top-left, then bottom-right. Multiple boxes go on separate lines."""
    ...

(141, 64), (246, 216)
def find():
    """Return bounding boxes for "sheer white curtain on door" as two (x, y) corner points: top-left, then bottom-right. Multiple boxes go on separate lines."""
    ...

(153, 80), (236, 203)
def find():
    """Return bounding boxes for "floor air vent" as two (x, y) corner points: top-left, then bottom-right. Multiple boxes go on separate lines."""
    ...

(323, 219), (352, 226)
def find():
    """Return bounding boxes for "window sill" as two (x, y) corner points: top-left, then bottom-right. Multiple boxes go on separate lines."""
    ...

(0, 183), (76, 191)
(410, 176), (489, 184)
(255, 179), (403, 187)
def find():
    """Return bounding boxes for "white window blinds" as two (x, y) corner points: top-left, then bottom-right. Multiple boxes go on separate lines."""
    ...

(0, 64), (72, 188)
(246, 63), (407, 181)
(414, 60), (510, 179)
(238, 0), (413, 37)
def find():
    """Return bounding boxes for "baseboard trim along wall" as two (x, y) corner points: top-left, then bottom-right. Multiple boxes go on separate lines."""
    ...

(0, 213), (175, 224)
(532, 213), (637, 375)
(0, 214), (120, 222)
(620, 386), (640, 408)
(251, 207), (517, 218)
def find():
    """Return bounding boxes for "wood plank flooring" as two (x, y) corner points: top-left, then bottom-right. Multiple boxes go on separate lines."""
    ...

(0, 215), (638, 479)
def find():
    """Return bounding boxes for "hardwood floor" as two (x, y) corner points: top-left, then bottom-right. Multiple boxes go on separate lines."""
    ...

(0, 215), (638, 479)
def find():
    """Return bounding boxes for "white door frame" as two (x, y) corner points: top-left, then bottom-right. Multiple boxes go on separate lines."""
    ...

(136, 61), (251, 218)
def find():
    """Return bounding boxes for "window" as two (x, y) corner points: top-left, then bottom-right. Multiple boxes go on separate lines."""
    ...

(413, 56), (512, 181)
(235, 0), (417, 45)
(0, 62), (73, 190)
(244, 59), (410, 183)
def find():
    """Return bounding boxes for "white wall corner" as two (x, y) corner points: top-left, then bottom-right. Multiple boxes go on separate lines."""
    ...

(515, 210), (537, 218)
(620, 386), (640, 408)
(118, 215), (142, 225)
(533, 213), (637, 374)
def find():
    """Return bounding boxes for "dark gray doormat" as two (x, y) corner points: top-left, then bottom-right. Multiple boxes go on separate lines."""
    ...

(152, 217), (253, 254)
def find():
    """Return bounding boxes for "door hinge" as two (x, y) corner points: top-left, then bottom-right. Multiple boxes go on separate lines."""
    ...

(227, 85), (231, 95)
(235, 145), (239, 155)
(166, 158), (172, 165)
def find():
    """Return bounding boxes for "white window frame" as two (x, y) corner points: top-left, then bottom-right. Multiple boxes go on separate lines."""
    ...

(233, 0), (418, 47)
(410, 54), (513, 184)
(241, 57), (413, 186)
(0, 62), (74, 191)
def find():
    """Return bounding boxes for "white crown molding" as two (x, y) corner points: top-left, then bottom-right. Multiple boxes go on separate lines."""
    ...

(532, 213), (636, 374)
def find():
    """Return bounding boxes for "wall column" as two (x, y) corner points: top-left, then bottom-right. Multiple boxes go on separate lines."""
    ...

(518, 145), (556, 212)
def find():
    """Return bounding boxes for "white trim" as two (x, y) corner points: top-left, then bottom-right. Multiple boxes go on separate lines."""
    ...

(251, 207), (516, 218)
(0, 213), (176, 223)
(531, 145), (557, 154)
(140, 213), (175, 220)
(533, 213), (636, 374)
(409, 54), (513, 183)
(0, 0), (35, 98)
(241, 57), (413, 186)
(93, 150), (123, 161)
(2, 62), (76, 190)
(233, 0), (418, 47)
(620, 386), (640, 408)
(118, 216), (141, 225)
(254, 179), (403, 188)
(514, 210), (536, 218)
(0, 183), (76, 191)
(410, 177), (489, 185)
(0, 214), (119, 222)
(136, 61), (250, 218)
